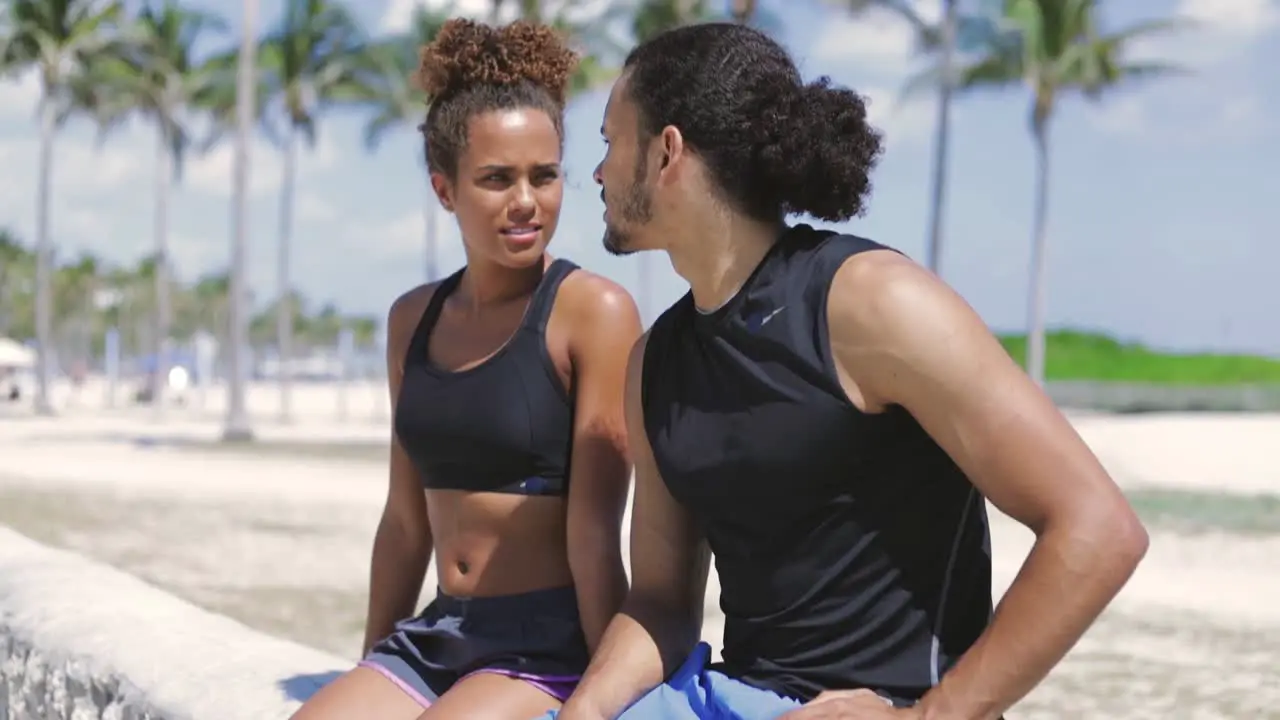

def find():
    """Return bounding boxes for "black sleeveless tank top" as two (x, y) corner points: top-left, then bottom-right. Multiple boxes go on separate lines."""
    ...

(641, 225), (992, 705)
(394, 259), (578, 496)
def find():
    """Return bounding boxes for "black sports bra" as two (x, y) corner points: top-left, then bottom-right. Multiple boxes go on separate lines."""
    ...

(393, 259), (578, 497)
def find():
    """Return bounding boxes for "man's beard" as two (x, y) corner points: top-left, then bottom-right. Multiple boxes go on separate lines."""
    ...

(602, 158), (653, 257)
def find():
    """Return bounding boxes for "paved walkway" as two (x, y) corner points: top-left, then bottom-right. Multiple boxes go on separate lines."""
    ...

(2, 407), (1279, 716)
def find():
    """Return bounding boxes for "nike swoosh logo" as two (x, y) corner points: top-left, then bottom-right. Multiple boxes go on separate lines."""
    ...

(759, 306), (785, 325)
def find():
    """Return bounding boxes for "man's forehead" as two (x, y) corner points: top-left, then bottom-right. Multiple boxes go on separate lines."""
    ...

(603, 75), (634, 130)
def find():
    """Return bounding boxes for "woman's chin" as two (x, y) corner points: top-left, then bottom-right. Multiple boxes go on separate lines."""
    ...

(497, 236), (550, 265)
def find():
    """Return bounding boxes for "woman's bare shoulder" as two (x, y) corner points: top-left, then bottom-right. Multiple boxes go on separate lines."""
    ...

(386, 280), (447, 353)
(555, 266), (639, 329)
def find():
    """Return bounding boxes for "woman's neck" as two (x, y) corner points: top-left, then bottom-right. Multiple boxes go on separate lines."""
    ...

(455, 253), (549, 314)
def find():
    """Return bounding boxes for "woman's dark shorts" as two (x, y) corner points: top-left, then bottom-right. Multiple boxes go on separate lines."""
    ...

(359, 585), (588, 707)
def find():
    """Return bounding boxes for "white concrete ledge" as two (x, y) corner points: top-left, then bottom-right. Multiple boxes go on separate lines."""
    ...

(0, 527), (350, 719)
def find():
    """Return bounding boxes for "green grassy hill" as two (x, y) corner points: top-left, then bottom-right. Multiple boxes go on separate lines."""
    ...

(997, 331), (1280, 385)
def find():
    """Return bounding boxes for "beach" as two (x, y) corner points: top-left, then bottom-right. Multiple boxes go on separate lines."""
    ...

(2, 381), (1278, 717)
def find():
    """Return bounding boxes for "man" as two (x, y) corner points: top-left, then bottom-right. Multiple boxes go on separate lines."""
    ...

(552, 23), (1148, 720)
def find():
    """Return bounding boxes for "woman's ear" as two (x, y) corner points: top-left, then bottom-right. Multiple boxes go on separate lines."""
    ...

(430, 172), (455, 213)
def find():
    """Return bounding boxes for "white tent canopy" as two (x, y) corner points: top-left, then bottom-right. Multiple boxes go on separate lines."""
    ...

(0, 337), (35, 369)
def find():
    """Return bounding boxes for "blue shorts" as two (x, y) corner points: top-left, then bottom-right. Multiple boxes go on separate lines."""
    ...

(537, 642), (803, 719)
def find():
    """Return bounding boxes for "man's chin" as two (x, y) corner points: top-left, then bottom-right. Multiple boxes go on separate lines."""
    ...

(602, 230), (638, 257)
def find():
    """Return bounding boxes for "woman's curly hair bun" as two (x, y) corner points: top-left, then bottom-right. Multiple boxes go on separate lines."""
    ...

(416, 18), (579, 106)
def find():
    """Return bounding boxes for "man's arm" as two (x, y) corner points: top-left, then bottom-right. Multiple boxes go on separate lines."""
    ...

(563, 275), (644, 652)
(559, 332), (712, 720)
(825, 252), (1148, 720)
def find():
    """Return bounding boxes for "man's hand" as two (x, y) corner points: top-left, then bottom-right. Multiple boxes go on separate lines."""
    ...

(778, 689), (919, 719)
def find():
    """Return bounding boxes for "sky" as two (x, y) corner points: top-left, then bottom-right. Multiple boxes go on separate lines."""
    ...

(0, 0), (1276, 354)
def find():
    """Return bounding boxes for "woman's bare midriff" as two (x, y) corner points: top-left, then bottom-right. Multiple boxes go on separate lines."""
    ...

(426, 488), (574, 597)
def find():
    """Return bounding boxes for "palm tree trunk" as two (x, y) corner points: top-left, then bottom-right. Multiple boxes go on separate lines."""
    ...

(1026, 120), (1051, 387)
(152, 128), (173, 416)
(637, 254), (651, 328)
(423, 191), (439, 283)
(276, 126), (296, 423)
(33, 93), (56, 416)
(224, 0), (259, 442)
(924, 0), (956, 275)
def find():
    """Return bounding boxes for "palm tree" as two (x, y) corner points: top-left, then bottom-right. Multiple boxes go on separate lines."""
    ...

(258, 0), (373, 423)
(361, 6), (450, 284)
(926, 0), (958, 277)
(631, 0), (712, 41)
(834, 0), (977, 276)
(0, 229), (36, 340)
(74, 1), (234, 413)
(223, 0), (259, 443)
(187, 272), (231, 343)
(930, 0), (1184, 384)
(0, 0), (125, 414)
(632, 0), (779, 37)
(51, 252), (99, 374)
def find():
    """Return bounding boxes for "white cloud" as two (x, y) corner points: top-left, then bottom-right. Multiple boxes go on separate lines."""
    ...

(1086, 85), (1267, 144)
(383, 0), (476, 32)
(816, 0), (1275, 72)
(380, 0), (503, 32)
(1176, 0), (1280, 36)
(0, 134), (141, 253)
(1088, 94), (1148, 136)
(169, 230), (226, 277)
(297, 192), (338, 223)
(1129, 0), (1279, 68)
(380, 0), (612, 33)
(356, 205), (465, 267)
(860, 86), (936, 149)
(811, 0), (944, 65)
(183, 135), (339, 198)
(805, 0), (942, 149)
(1217, 95), (1263, 129)
(1057, 0), (1276, 143)
(0, 135), (143, 197)
(0, 68), (40, 120)
(812, 10), (917, 68)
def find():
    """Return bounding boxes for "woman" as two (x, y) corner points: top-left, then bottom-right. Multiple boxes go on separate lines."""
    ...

(292, 18), (641, 720)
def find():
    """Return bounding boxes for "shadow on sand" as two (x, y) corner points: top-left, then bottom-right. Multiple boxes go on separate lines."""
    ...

(279, 671), (344, 703)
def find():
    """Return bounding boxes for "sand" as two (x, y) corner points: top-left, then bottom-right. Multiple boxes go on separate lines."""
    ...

(2, 381), (1279, 717)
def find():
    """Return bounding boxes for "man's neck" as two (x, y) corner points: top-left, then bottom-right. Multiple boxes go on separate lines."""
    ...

(667, 211), (783, 313)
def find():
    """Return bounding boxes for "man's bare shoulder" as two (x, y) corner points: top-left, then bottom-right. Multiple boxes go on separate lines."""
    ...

(826, 248), (986, 347)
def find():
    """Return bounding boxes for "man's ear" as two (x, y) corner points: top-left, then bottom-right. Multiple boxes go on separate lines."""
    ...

(656, 125), (685, 184)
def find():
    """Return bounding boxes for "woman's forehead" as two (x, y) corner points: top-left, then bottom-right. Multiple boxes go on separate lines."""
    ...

(462, 109), (561, 167)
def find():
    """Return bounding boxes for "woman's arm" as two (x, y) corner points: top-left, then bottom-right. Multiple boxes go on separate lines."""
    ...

(361, 288), (434, 656)
(562, 273), (643, 653)
(558, 332), (712, 720)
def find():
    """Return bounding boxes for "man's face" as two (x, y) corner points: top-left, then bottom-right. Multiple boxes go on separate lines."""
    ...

(595, 76), (655, 256)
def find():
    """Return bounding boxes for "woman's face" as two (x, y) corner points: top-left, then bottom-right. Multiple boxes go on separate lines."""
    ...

(433, 108), (564, 269)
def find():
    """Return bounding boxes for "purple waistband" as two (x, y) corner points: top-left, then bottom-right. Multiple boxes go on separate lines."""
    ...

(462, 667), (581, 702)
